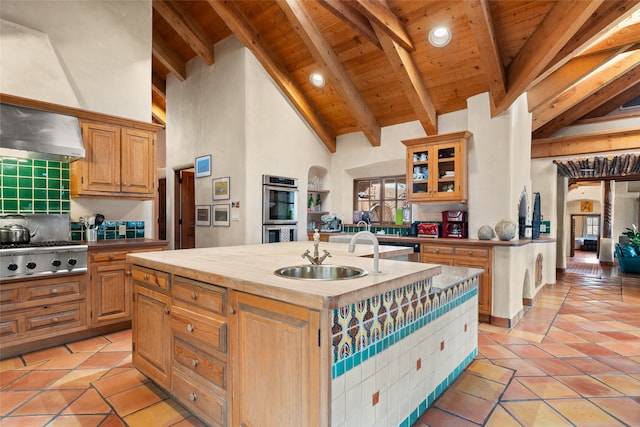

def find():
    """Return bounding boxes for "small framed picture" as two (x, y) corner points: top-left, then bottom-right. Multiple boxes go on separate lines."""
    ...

(213, 177), (230, 200)
(195, 205), (211, 226)
(213, 204), (230, 227)
(195, 155), (212, 178)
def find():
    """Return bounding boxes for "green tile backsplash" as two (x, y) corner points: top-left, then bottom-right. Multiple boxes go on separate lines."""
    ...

(0, 157), (70, 214)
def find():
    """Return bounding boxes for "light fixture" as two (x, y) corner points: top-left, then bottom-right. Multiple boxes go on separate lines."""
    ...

(428, 26), (451, 47)
(309, 72), (325, 88)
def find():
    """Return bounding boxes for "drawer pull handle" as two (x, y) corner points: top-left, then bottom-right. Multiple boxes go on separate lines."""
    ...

(229, 307), (236, 315)
(164, 308), (170, 315)
(143, 274), (149, 281)
(187, 324), (195, 333)
(51, 288), (58, 294)
(52, 317), (59, 323)
(189, 393), (197, 402)
(191, 358), (198, 368)
(109, 255), (115, 260)
(190, 292), (197, 300)
(468, 251), (473, 255)
(435, 249), (440, 253)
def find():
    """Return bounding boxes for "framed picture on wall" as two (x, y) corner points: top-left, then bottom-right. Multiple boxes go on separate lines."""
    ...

(213, 177), (230, 200)
(195, 155), (212, 178)
(195, 205), (211, 226)
(580, 201), (593, 212)
(213, 204), (230, 226)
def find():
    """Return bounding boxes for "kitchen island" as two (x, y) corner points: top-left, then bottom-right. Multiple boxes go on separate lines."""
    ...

(127, 241), (481, 427)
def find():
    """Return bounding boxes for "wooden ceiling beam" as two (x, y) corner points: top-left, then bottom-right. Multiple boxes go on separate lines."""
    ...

(463, 0), (506, 115)
(152, 33), (186, 81)
(279, 0), (380, 147)
(540, 1), (640, 80)
(318, 0), (381, 49)
(531, 127), (640, 158)
(580, 22), (640, 57)
(495, 0), (604, 115)
(152, 101), (166, 125)
(153, 0), (216, 66)
(351, 0), (414, 52)
(373, 23), (437, 135)
(206, 0), (336, 152)
(580, 81), (640, 119)
(527, 49), (623, 112)
(532, 52), (640, 135)
(152, 71), (166, 100)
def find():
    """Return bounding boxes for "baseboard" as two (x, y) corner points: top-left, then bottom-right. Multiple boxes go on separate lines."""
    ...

(490, 309), (524, 328)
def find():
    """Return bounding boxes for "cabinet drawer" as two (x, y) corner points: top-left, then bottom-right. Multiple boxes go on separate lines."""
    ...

(131, 266), (170, 290)
(0, 319), (19, 337)
(174, 337), (226, 390)
(173, 367), (227, 427)
(24, 280), (82, 303)
(91, 251), (128, 263)
(0, 288), (19, 305)
(421, 245), (453, 255)
(171, 306), (227, 353)
(20, 301), (87, 335)
(453, 247), (490, 258)
(173, 276), (225, 316)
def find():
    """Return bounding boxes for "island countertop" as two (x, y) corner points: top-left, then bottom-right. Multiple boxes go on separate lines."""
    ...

(127, 241), (446, 310)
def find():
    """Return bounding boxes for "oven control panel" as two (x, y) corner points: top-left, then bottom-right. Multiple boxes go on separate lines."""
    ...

(0, 247), (88, 280)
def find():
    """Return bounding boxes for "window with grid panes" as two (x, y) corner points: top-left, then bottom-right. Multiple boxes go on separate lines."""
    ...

(354, 175), (408, 224)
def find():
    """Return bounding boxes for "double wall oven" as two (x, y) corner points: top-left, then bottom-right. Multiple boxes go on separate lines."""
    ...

(262, 175), (298, 243)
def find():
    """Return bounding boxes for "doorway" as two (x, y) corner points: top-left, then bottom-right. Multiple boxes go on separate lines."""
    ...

(174, 168), (195, 249)
(570, 213), (600, 261)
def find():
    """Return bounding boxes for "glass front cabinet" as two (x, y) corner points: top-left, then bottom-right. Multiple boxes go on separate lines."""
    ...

(402, 131), (471, 203)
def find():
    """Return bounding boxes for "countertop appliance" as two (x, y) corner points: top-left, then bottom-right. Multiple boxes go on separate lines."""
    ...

(262, 175), (298, 243)
(0, 214), (87, 280)
(417, 223), (439, 238)
(442, 210), (468, 238)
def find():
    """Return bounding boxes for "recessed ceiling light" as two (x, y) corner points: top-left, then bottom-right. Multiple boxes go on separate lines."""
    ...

(309, 72), (325, 88)
(429, 26), (451, 47)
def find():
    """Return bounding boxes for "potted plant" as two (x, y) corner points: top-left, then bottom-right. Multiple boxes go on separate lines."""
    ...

(622, 225), (640, 250)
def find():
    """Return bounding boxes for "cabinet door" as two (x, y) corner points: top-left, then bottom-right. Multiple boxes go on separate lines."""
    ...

(133, 284), (171, 389)
(431, 141), (465, 201)
(81, 122), (121, 192)
(231, 292), (320, 427)
(91, 262), (131, 324)
(406, 145), (432, 200)
(121, 128), (154, 195)
(453, 257), (491, 318)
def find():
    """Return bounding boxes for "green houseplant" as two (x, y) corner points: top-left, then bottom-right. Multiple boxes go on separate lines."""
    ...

(622, 225), (640, 250)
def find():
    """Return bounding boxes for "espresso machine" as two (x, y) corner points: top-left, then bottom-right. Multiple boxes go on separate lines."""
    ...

(442, 210), (468, 238)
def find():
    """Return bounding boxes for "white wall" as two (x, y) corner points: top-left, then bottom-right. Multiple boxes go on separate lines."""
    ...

(0, 1), (155, 234)
(613, 181), (640, 243)
(165, 36), (331, 248)
(0, 1), (151, 121)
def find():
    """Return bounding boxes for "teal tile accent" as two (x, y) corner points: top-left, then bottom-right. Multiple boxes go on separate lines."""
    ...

(70, 220), (146, 241)
(0, 157), (71, 214)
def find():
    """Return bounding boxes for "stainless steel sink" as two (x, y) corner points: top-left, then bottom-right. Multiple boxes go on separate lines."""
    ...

(274, 264), (368, 280)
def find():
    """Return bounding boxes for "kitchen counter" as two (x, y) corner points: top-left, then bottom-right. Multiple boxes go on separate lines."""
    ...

(128, 241), (482, 426)
(82, 238), (168, 249)
(127, 241), (448, 310)
(318, 231), (555, 246)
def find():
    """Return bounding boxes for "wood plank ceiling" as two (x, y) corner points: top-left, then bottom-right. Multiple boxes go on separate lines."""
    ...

(151, 0), (640, 155)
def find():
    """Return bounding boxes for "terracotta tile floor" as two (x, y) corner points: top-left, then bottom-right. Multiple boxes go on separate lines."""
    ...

(1, 265), (639, 426)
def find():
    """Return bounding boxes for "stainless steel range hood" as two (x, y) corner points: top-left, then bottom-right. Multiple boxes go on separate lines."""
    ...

(0, 103), (85, 162)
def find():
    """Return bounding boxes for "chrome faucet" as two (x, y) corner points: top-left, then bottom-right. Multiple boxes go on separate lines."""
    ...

(356, 220), (370, 232)
(348, 231), (380, 273)
(302, 229), (332, 265)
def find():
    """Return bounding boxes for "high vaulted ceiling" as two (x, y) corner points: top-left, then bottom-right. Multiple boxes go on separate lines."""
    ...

(151, 0), (640, 153)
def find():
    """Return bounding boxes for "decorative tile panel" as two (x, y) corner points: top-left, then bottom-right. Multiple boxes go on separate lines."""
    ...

(0, 157), (70, 214)
(70, 220), (145, 241)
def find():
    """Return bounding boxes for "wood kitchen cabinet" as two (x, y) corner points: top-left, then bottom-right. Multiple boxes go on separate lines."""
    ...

(89, 243), (167, 327)
(132, 265), (171, 389)
(402, 131), (471, 203)
(0, 273), (88, 358)
(231, 291), (320, 427)
(71, 121), (157, 199)
(421, 242), (492, 322)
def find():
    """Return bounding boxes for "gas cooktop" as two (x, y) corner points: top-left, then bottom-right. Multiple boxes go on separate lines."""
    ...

(0, 241), (82, 251)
